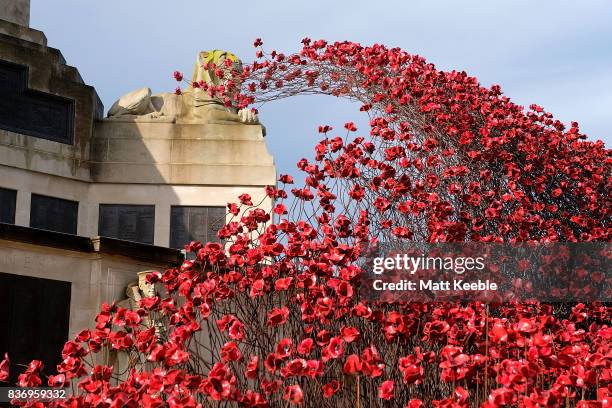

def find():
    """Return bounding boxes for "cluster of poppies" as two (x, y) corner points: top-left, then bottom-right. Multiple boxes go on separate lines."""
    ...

(1, 38), (610, 407)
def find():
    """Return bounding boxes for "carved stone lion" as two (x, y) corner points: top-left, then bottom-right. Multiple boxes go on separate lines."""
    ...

(106, 50), (258, 125)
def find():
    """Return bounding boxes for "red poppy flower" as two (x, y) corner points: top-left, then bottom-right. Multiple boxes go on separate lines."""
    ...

(221, 341), (243, 362)
(277, 174), (294, 185)
(239, 194), (253, 206)
(267, 306), (290, 327)
(0, 353), (8, 382)
(246, 356), (259, 379)
(378, 380), (395, 400)
(322, 380), (340, 398)
(343, 354), (362, 375)
(297, 338), (314, 356)
(284, 384), (304, 404)
(322, 336), (344, 361)
(344, 122), (357, 132)
(341, 326), (360, 343)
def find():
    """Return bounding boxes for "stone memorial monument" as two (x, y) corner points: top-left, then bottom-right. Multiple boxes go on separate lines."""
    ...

(0, 0), (276, 377)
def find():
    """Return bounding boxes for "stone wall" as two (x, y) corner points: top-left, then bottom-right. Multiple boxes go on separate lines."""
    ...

(0, 19), (103, 181)
(91, 120), (276, 186)
(0, 0), (29, 27)
(0, 233), (179, 338)
(0, 165), (273, 246)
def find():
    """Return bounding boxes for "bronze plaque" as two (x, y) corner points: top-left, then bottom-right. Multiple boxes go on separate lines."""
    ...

(0, 60), (75, 144)
(98, 204), (155, 244)
(170, 206), (225, 249)
(30, 194), (78, 234)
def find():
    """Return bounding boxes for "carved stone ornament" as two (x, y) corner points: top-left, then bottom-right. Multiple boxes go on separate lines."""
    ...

(105, 50), (259, 125)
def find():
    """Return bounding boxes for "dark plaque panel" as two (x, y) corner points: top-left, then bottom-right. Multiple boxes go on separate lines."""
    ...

(0, 60), (75, 144)
(98, 204), (155, 244)
(170, 206), (225, 249)
(0, 187), (16, 224)
(30, 194), (78, 234)
(0, 272), (71, 385)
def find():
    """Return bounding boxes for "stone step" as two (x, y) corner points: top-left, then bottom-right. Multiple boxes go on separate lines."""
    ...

(0, 32), (85, 86)
(0, 18), (46, 46)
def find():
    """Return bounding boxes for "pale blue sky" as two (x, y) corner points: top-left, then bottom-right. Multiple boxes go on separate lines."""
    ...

(31, 1), (612, 179)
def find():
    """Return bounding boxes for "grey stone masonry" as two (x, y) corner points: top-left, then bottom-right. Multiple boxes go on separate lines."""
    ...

(1, 0), (30, 27)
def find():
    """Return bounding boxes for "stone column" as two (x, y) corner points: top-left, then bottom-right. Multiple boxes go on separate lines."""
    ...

(155, 203), (171, 247)
(1, 0), (30, 27)
(14, 190), (30, 227)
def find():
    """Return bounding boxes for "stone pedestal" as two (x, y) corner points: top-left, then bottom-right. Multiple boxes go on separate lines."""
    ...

(91, 121), (275, 185)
